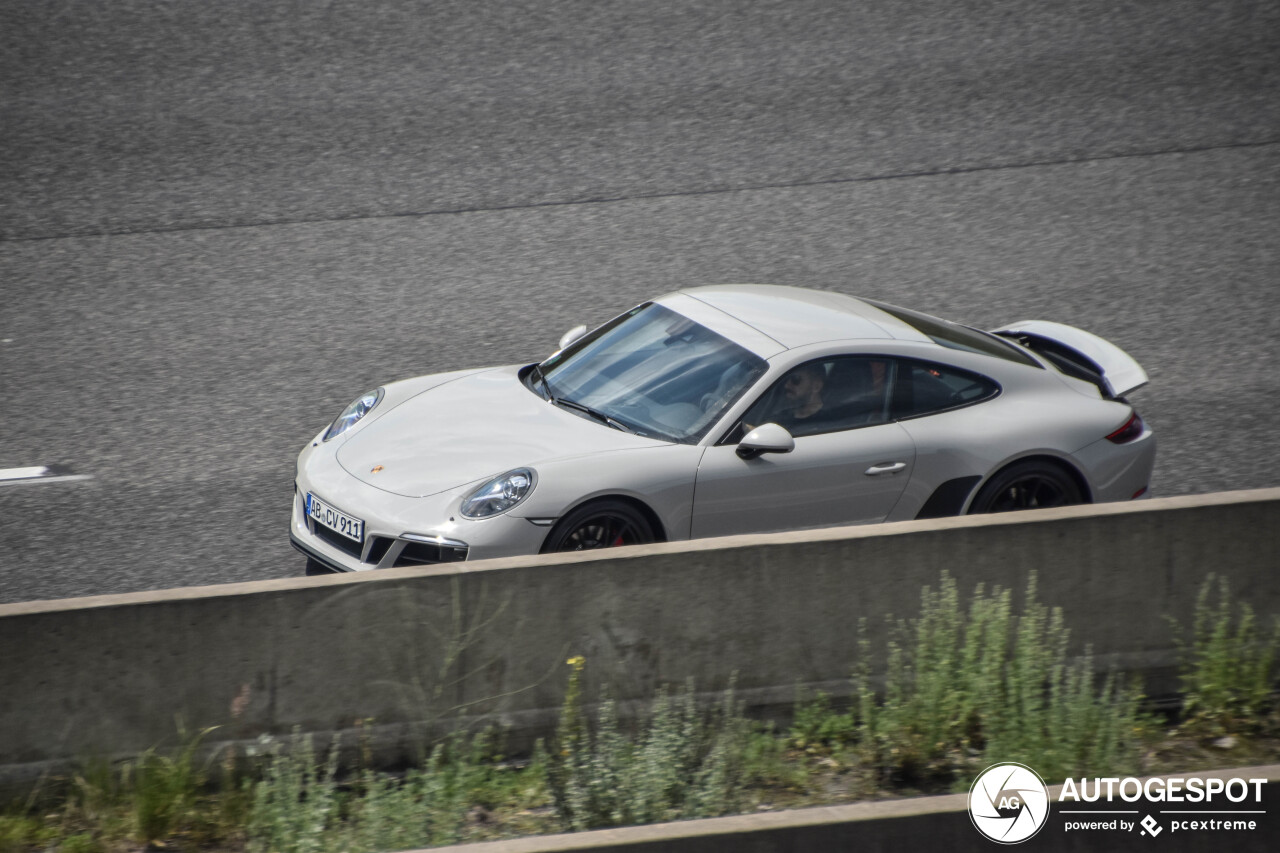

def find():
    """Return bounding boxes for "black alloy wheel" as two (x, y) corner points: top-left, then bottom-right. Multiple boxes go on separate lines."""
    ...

(542, 499), (657, 553)
(968, 460), (1084, 513)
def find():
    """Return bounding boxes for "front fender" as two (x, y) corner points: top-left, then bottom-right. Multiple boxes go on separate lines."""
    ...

(511, 444), (704, 542)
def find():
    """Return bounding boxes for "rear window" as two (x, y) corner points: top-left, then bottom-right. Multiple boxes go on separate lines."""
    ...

(867, 300), (1041, 368)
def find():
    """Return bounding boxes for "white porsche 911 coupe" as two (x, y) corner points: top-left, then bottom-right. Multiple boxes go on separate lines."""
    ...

(291, 284), (1155, 573)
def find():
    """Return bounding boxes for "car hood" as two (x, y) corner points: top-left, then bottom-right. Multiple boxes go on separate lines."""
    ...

(335, 365), (663, 497)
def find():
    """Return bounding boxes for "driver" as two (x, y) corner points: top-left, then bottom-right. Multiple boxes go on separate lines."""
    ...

(739, 362), (829, 439)
(776, 362), (826, 428)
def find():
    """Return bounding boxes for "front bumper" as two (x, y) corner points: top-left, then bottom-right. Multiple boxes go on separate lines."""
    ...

(290, 488), (472, 571)
(291, 439), (552, 572)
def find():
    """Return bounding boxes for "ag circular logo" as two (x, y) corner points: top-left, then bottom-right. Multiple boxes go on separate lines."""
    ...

(969, 763), (1050, 844)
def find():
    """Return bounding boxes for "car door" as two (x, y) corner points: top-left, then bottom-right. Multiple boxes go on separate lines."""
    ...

(690, 356), (916, 538)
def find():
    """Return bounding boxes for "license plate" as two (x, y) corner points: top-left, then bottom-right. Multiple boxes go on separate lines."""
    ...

(307, 493), (364, 543)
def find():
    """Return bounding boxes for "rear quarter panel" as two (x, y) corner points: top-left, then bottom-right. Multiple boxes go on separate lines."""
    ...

(886, 349), (1133, 519)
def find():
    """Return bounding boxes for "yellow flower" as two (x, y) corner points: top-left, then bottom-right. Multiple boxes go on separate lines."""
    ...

(566, 655), (585, 671)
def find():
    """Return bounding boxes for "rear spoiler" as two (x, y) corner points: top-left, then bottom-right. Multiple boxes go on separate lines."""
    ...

(992, 320), (1148, 398)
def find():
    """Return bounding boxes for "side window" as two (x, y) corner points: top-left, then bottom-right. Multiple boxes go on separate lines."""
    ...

(891, 360), (999, 420)
(727, 356), (896, 441)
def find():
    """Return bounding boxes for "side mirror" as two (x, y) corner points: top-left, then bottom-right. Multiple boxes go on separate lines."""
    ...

(736, 423), (795, 460)
(558, 325), (589, 351)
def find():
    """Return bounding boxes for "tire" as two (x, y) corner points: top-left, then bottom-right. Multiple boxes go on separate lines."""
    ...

(541, 499), (657, 553)
(968, 460), (1084, 514)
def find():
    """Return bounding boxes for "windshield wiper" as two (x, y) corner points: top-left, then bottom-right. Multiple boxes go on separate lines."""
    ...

(550, 397), (636, 434)
(528, 364), (553, 400)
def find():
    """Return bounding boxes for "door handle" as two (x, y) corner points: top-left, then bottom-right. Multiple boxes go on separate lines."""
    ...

(864, 462), (907, 476)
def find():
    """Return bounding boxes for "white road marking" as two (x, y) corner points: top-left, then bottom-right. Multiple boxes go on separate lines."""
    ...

(0, 466), (49, 481)
(0, 466), (93, 486)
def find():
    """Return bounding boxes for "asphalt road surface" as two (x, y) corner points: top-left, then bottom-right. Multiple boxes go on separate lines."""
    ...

(1, 0), (1277, 603)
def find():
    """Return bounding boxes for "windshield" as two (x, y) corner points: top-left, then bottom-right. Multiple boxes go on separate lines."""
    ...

(536, 303), (768, 443)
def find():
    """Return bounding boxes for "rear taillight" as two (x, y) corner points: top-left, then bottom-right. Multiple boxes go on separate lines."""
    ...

(1106, 411), (1144, 444)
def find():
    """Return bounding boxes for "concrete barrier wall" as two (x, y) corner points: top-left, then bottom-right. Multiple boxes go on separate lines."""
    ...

(1, 489), (1278, 779)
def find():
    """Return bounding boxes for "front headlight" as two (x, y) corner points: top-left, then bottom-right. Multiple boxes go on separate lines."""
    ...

(323, 388), (383, 441)
(460, 468), (536, 519)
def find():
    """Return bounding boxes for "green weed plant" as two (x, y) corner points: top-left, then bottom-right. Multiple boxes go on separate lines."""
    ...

(547, 657), (749, 830)
(1173, 575), (1280, 735)
(853, 573), (1146, 786)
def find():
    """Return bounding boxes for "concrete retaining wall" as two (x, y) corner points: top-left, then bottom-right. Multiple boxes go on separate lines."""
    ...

(1, 489), (1277, 782)
(420, 765), (1280, 853)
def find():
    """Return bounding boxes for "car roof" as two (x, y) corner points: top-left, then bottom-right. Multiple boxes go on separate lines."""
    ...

(673, 284), (931, 350)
